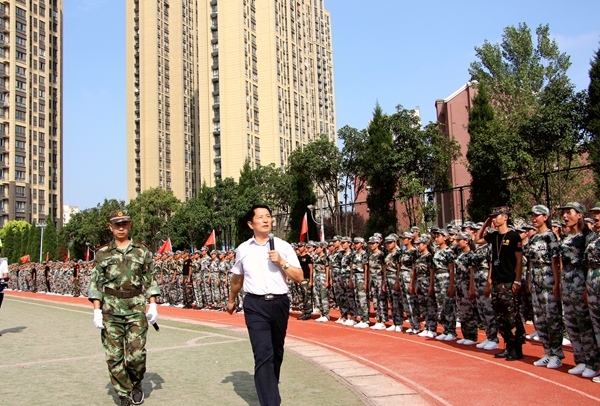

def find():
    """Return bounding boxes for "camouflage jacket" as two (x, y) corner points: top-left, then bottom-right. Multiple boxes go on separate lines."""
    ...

(314, 253), (328, 274)
(385, 249), (400, 274)
(88, 240), (160, 316)
(399, 247), (418, 273)
(415, 251), (433, 278)
(341, 250), (353, 274)
(368, 251), (385, 277)
(351, 250), (368, 274)
(586, 232), (600, 269)
(472, 244), (491, 272)
(526, 229), (559, 287)
(454, 250), (475, 282)
(560, 231), (589, 270)
(432, 246), (455, 274)
(329, 249), (344, 271)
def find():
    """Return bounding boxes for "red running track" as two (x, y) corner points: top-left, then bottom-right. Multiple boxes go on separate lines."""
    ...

(8, 291), (600, 406)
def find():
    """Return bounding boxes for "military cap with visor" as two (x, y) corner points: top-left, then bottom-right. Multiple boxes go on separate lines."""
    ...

(528, 205), (550, 216)
(558, 202), (586, 214)
(109, 209), (131, 224)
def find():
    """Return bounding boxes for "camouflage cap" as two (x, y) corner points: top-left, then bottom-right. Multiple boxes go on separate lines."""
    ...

(454, 232), (471, 241)
(558, 202), (586, 214)
(434, 229), (449, 237)
(353, 237), (364, 243)
(319, 242), (328, 248)
(410, 226), (420, 233)
(109, 209), (131, 224)
(591, 202), (600, 212)
(373, 233), (383, 240)
(415, 236), (429, 244)
(332, 235), (343, 241)
(210, 250), (217, 255)
(523, 223), (537, 231)
(471, 222), (483, 230)
(585, 217), (594, 225)
(368, 236), (379, 243)
(384, 234), (397, 242)
(528, 205), (550, 216)
(401, 231), (414, 240)
(341, 236), (352, 243)
(200, 246), (208, 251)
(327, 241), (334, 246)
(489, 206), (511, 217)
(448, 227), (460, 235)
(461, 221), (475, 229)
(551, 220), (561, 228)
(429, 226), (439, 234)
(297, 242), (306, 247)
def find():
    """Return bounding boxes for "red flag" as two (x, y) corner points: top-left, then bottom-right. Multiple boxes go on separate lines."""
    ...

(65, 250), (70, 262)
(203, 230), (216, 247)
(20, 254), (30, 263)
(45, 251), (50, 262)
(300, 213), (309, 242)
(85, 246), (90, 262)
(157, 238), (173, 254)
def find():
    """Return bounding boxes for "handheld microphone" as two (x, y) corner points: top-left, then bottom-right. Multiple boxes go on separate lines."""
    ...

(152, 322), (160, 332)
(268, 233), (275, 251)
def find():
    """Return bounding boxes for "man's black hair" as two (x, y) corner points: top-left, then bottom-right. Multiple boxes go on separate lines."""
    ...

(245, 204), (272, 223)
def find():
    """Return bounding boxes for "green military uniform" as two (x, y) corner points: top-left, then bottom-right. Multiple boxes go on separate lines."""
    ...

(88, 210), (160, 403)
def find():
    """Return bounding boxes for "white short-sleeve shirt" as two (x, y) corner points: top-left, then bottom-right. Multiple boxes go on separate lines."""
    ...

(231, 236), (300, 295)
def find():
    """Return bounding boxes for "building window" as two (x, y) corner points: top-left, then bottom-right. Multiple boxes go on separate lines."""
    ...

(15, 110), (26, 121)
(15, 201), (26, 213)
(15, 186), (25, 197)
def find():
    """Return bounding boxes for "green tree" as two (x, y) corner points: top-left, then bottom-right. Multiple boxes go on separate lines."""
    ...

(43, 219), (58, 261)
(287, 172), (318, 242)
(166, 184), (215, 250)
(57, 226), (70, 262)
(587, 44), (600, 196)
(27, 224), (40, 261)
(363, 103), (398, 237)
(19, 224), (31, 260)
(212, 178), (240, 248)
(127, 188), (181, 251)
(0, 220), (30, 263)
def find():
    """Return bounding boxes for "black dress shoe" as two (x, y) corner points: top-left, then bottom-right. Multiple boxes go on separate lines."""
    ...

(506, 347), (523, 361)
(297, 314), (311, 320)
(494, 348), (510, 359)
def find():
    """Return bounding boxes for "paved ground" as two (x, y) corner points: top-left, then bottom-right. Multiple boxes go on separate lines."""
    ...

(5, 290), (600, 405)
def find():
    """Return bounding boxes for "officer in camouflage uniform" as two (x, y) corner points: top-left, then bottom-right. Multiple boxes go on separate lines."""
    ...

(88, 209), (160, 406)
(351, 237), (370, 328)
(526, 205), (564, 368)
(558, 202), (599, 378)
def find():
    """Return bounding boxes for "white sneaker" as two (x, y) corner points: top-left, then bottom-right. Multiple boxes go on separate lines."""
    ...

(395, 325), (403, 333)
(312, 308), (320, 314)
(547, 356), (562, 369)
(315, 316), (327, 322)
(526, 331), (538, 340)
(418, 330), (429, 337)
(436, 333), (447, 341)
(354, 321), (369, 329)
(456, 321), (461, 327)
(370, 323), (386, 330)
(386, 324), (396, 331)
(462, 339), (477, 346)
(335, 317), (345, 324)
(563, 337), (571, 346)
(568, 363), (587, 375)
(582, 368), (599, 378)
(427, 331), (437, 338)
(483, 341), (499, 350)
(476, 339), (490, 349)
(533, 355), (550, 367)
(343, 319), (357, 326)
(444, 333), (457, 341)
(457, 338), (466, 344)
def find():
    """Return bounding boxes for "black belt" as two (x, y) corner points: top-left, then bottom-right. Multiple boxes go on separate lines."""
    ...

(104, 287), (143, 299)
(246, 293), (286, 301)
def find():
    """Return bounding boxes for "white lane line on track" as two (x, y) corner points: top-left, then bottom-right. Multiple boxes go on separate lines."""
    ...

(291, 323), (600, 404)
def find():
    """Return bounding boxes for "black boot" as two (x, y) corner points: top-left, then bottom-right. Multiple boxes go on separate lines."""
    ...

(506, 345), (523, 361)
(494, 347), (511, 359)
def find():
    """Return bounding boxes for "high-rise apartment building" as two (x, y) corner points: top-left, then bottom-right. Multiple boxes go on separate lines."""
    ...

(0, 0), (63, 228)
(127, 0), (336, 201)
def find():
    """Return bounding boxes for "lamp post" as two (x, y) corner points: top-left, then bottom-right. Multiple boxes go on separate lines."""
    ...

(35, 222), (47, 263)
(307, 204), (325, 242)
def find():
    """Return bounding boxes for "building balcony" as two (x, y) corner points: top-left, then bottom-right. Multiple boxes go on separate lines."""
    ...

(0, 38), (9, 48)
(0, 67), (7, 77)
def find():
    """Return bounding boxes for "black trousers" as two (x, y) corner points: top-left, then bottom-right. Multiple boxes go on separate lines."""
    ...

(243, 294), (289, 406)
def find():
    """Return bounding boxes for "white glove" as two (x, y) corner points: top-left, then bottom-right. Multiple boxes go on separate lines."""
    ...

(93, 309), (104, 329)
(146, 303), (158, 324)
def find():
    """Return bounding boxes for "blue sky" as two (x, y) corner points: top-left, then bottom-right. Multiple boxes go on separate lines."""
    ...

(63, 0), (600, 209)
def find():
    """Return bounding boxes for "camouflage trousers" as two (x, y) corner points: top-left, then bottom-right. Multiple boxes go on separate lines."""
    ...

(518, 271), (534, 323)
(586, 268), (600, 359)
(562, 268), (599, 368)
(331, 272), (351, 317)
(352, 273), (369, 321)
(399, 270), (420, 330)
(72, 278), (81, 297)
(36, 276), (47, 293)
(415, 274), (437, 332)
(201, 275), (212, 306)
(434, 272), (456, 336)
(192, 277), (204, 308)
(474, 270), (497, 342)
(491, 282), (526, 349)
(182, 279), (195, 308)
(209, 274), (221, 307)
(369, 274), (387, 323)
(287, 280), (299, 307)
(312, 273), (329, 318)
(101, 312), (148, 398)
(297, 279), (313, 315)
(383, 273), (403, 326)
(455, 278), (479, 341)
(158, 279), (170, 304)
(170, 279), (183, 306)
(531, 282), (564, 358)
(330, 269), (343, 310)
(219, 277), (228, 308)
(341, 272), (357, 317)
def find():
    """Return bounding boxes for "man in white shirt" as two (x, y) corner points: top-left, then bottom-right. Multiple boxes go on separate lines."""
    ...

(0, 257), (8, 336)
(227, 204), (303, 406)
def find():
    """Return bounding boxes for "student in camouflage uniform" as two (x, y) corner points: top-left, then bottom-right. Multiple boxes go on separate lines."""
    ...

(399, 232), (420, 334)
(200, 248), (212, 307)
(71, 261), (82, 297)
(453, 232), (479, 345)
(330, 236), (347, 324)
(586, 202), (600, 382)
(152, 254), (164, 305)
(191, 252), (203, 309)
(218, 251), (229, 309)
(383, 234), (404, 332)
(88, 209), (160, 406)
(181, 251), (195, 309)
(339, 237), (357, 325)
(558, 202), (600, 378)
(413, 237), (437, 337)
(209, 250), (221, 309)
(351, 237), (370, 328)
(367, 237), (387, 330)
(313, 242), (330, 322)
(526, 205), (564, 369)
(432, 230), (457, 341)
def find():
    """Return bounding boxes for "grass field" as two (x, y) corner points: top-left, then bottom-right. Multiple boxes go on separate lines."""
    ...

(0, 296), (365, 405)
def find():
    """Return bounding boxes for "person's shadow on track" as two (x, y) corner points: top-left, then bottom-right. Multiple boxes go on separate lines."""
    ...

(0, 325), (26, 336)
(106, 371), (165, 405)
(222, 370), (259, 405)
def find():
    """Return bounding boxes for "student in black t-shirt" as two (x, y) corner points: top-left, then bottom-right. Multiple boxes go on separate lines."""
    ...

(296, 242), (314, 320)
(475, 206), (526, 361)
